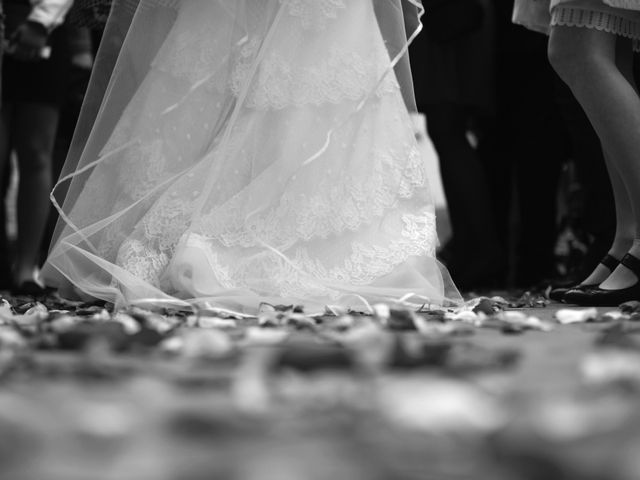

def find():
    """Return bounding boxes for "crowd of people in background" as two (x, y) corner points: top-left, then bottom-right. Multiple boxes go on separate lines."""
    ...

(412, 0), (620, 293)
(0, 0), (94, 294)
(0, 0), (627, 295)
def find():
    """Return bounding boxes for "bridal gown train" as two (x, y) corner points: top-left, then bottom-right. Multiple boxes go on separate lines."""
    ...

(43, 0), (461, 314)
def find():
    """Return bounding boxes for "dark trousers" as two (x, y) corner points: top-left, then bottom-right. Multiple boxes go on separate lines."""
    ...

(0, 0), (9, 284)
(0, 0), (4, 102)
(478, 48), (569, 286)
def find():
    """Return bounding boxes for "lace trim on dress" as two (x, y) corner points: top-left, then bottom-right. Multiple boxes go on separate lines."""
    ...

(551, 7), (640, 50)
(231, 43), (399, 109)
(115, 196), (196, 288)
(183, 210), (437, 300)
(280, 0), (347, 31)
(292, 211), (438, 287)
(113, 141), (432, 295)
(116, 207), (437, 300)
(141, 195), (194, 253)
(197, 145), (426, 248)
(117, 238), (171, 287)
(275, 211), (437, 299)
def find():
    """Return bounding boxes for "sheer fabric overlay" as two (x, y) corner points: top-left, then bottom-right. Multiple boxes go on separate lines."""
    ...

(43, 0), (461, 314)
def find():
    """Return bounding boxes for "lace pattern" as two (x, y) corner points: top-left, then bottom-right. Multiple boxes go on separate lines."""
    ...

(117, 238), (170, 286)
(183, 210), (437, 300)
(141, 195), (194, 253)
(231, 43), (399, 109)
(114, 140), (431, 295)
(552, 6), (640, 49)
(46, 0), (455, 309)
(198, 145), (426, 248)
(293, 211), (438, 286)
(280, 0), (347, 31)
(144, 0), (396, 109)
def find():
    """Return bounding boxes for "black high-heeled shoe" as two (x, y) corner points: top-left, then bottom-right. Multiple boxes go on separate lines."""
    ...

(549, 254), (620, 302)
(563, 253), (640, 307)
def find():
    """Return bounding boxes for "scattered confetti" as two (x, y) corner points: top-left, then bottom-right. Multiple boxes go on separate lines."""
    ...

(555, 308), (599, 324)
(0, 291), (636, 480)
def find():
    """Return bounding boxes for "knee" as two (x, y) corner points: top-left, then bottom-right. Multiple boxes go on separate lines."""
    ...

(548, 31), (610, 90)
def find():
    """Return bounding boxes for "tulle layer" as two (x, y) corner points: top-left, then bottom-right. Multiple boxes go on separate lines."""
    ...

(43, 0), (461, 314)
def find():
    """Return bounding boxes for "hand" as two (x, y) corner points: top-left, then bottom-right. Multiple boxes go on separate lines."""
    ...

(9, 21), (49, 62)
(70, 52), (94, 70)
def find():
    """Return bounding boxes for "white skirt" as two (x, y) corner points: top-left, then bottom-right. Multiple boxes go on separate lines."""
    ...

(514, 0), (640, 44)
(43, 0), (461, 315)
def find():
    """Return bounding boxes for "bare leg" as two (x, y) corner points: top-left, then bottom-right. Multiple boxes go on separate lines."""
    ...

(549, 28), (640, 290)
(579, 149), (634, 285)
(599, 38), (640, 289)
(13, 102), (58, 286)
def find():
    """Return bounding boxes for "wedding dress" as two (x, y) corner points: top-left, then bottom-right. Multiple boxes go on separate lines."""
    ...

(43, 0), (461, 314)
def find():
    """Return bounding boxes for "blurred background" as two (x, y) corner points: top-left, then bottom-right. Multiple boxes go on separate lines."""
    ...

(0, 0), (628, 294)
(2, 4), (640, 480)
(410, 0), (624, 294)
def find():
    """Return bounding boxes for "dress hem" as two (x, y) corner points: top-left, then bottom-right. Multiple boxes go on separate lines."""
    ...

(551, 6), (640, 50)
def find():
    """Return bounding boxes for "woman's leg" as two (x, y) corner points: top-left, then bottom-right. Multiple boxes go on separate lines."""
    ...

(549, 27), (640, 289)
(12, 102), (58, 286)
(579, 149), (634, 284)
(599, 41), (640, 289)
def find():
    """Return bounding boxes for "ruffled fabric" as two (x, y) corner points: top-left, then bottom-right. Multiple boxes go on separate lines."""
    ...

(43, 0), (461, 315)
(551, 3), (640, 49)
(513, 0), (640, 43)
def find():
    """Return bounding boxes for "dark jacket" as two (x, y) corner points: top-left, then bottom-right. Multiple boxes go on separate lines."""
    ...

(0, 0), (4, 103)
(411, 0), (496, 113)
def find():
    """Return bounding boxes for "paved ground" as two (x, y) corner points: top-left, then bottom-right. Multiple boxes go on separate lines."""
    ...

(472, 304), (596, 394)
(0, 293), (638, 480)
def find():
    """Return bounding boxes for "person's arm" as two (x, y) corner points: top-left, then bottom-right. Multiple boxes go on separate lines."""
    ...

(28, 0), (75, 31)
(68, 26), (94, 70)
(9, 0), (74, 61)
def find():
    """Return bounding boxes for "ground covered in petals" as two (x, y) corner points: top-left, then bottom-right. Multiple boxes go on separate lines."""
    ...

(1, 291), (640, 480)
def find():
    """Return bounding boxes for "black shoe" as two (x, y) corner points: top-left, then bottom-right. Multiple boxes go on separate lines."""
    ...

(564, 253), (640, 307)
(549, 283), (591, 302)
(550, 254), (620, 302)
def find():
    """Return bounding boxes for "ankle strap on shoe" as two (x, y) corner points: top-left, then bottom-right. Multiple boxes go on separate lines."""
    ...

(601, 254), (620, 271)
(621, 253), (640, 276)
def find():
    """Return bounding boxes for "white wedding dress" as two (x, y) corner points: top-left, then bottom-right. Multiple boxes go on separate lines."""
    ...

(43, 0), (460, 314)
